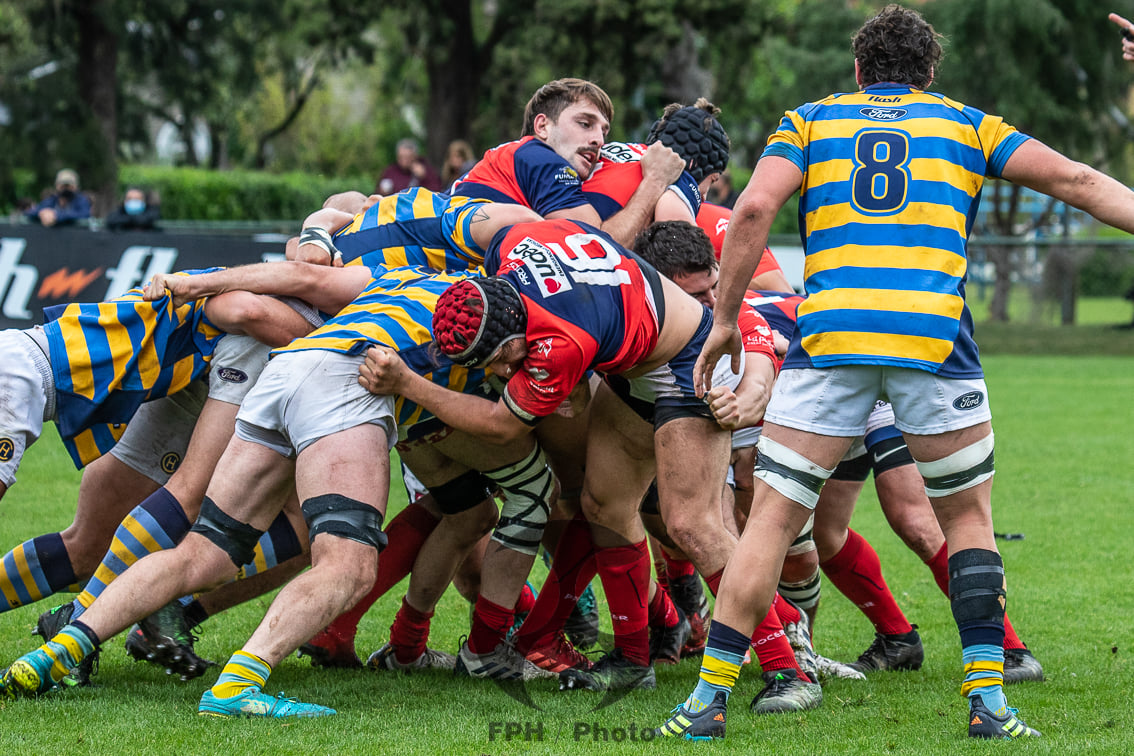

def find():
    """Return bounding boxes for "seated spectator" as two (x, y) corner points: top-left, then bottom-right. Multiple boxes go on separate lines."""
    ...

(441, 139), (478, 189)
(706, 169), (739, 209)
(105, 187), (161, 231)
(25, 169), (92, 227)
(376, 138), (442, 195)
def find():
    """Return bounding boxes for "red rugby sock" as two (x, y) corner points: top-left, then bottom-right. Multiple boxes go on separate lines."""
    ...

(822, 529), (913, 635)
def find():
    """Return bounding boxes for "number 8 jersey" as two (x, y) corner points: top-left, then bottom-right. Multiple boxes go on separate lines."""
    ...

(484, 218), (664, 423)
(764, 83), (1029, 378)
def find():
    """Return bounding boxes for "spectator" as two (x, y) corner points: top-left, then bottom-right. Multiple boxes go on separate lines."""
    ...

(375, 138), (443, 195)
(25, 169), (91, 227)
(441, 139), (478, 189)
(705, 169), (739, 208)
(105, 187), (161, 231)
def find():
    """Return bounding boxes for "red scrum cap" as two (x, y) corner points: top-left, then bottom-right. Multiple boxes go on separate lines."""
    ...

(433, 277), (527, 367)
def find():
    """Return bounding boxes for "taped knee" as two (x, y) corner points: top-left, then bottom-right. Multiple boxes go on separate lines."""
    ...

(301, 494), (387, 552)
(753, 436), (834, 510)
(486, 446), (554, 556)
(190, 496), (264, 568)
(915, 433), (994, 498)
(779, 569), (822, 611)
(786, 513), (816, 557)
(948, 548), (1005, 629)
(426, 470), (495, 515)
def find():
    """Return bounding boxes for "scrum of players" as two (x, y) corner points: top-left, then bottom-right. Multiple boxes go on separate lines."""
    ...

(10, 4), (1134, 739)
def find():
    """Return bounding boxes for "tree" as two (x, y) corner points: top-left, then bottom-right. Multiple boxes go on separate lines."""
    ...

(931, 0), (1134, 321)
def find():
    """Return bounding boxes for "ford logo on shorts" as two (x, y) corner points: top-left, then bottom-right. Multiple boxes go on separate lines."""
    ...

(953, 391), (984, 410)
(217, 367), (248, 384)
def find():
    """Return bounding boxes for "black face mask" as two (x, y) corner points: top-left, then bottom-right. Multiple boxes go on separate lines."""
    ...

(58, 189), (75, 201)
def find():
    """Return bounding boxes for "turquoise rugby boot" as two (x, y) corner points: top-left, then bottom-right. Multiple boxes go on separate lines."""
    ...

(198, 687), (336, 718)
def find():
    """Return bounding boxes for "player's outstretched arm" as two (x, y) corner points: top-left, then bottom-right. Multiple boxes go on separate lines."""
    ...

(1000, 139), (1134, 234)
(144, 262), (370, 314)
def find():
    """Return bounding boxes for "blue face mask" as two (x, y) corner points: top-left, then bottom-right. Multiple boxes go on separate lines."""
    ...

(124, 198), (146, 215)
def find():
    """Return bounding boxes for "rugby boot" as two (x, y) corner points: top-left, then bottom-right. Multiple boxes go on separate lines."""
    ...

(655, 691), (728, 740)
(1003, 647), (1044, 683)
(366, 642), (456, 672)
(559, 648), (656, 692)
(198, 687), (335, 718)
(750, 668), (822, 714)
(848, 626), (923, 673)
(967, 697), (1041, 739)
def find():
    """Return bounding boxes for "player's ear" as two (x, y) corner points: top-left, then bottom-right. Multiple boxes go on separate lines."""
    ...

(532, 112), (552, 141)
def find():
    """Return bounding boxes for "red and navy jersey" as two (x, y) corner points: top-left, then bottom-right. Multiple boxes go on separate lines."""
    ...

(450, 137), (590, 217)
(581, 141), (702, 221)
(742, 290), (803, 369)
(696, 202), (785, 280)
(737, 301), (777, 366)
(483, 219), (662, 423)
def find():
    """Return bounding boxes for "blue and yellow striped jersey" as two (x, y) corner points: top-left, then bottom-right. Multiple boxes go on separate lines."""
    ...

(333, 187), (490, 273)
(764, 84), (1029, 377)
(273, 264), (486, 431)
(43, 269), (226, 468)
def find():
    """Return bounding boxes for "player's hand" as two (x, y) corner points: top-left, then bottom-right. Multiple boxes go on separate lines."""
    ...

(706, 385), (742, 430)
(359, 345), (408, 396)
(693, 321), (743, 397)
(142, 273), (195, 307)
(639, 142), (686, 187)
(1109, 12), (1134, 59)
(772, 329), (790, 356)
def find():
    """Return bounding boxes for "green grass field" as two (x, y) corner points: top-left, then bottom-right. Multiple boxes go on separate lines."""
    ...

(0, 319), (1132, 753)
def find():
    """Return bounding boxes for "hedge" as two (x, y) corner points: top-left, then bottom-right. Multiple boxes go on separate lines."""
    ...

(119, 165), (374, 222)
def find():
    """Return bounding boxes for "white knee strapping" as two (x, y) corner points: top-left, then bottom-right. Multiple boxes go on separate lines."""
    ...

(486, 446), (554, 556)
(915, 432), (995, 498)
(753, 436), (835, 511)
(786, 513), (816, 556)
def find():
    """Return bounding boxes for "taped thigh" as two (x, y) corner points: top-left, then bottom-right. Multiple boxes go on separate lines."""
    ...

(914, 433), (994, 498)
(753, 436), (835, 510)
(301, 494), (387, 552)
(189, 496), (264, 567)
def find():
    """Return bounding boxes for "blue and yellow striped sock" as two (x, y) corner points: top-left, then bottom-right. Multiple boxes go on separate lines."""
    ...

(685, 620), (750, 713)
(72, 487), (191, 618)
(0, 533), (80, 611)
(962, 643), (1007, 713)
(39, 622), (99, 685)
(237, 513), (302, 580)
(211, 650), (272, 699)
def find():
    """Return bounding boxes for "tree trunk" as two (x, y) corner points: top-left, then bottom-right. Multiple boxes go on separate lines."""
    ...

(987, 245), (1012, 322)
(74, 0), (118, 217)
(423, 1), (482, 167)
